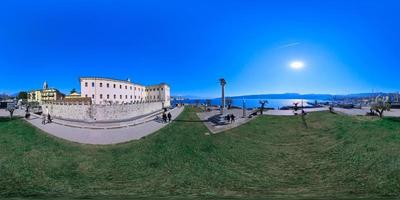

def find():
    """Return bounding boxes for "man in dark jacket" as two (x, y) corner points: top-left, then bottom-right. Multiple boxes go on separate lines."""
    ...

(167, 112), (172, 122)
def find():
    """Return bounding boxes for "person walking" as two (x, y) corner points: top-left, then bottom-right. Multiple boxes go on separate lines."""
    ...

(42, 113), (46, 125)
(167, 112), (172, 122)
(162, 113), (167, 123)
(231, 114), (235, 123)
(47, 113), (52, 123)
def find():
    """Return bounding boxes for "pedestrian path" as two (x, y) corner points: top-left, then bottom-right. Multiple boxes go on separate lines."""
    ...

(263, 107), (329, 116)
(197, 108), (258, 134)
(37, 109), (167, 130)
(334, 107), (400, 117)
(23, 107), (184, 145)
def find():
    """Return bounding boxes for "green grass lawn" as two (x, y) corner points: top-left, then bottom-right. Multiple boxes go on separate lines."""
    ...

(1, 107), (400, 199)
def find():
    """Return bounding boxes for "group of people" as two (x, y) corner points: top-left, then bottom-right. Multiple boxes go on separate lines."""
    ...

(42, 113), (52, 125)
(225, 114), (236, 123)
(161, 112), (172, 123)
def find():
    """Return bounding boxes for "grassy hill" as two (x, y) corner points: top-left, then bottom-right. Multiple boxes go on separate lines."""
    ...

(1, 108), (400, 199)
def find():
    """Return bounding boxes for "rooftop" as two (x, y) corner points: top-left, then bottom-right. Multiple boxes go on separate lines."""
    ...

(79, 77), (169, 87)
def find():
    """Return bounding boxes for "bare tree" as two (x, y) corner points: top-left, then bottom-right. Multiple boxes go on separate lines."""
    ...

(293, 102), (299, 112)
(7, 105), (14, 119)
(371, 100), (390, 118)
(329, 105), (334, 113)
(386, 98), (392, 111)
(226, 98), (233, 109)
(259, 100), (268, 115)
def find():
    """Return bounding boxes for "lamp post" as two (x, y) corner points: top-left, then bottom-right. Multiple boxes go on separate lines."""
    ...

(219, 78), (226, 115)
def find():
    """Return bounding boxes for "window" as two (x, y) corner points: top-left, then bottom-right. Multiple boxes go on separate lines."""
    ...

(92, 82), (95, 87)
(107, 94), (109, 99)
(92, 94), (94, 99)
(125, 85), (127, 89)
(85, 94), (88, 97)
(113, 84), (116, 88)
(107, 83), (109, 88)
(125, 95), (128, 99)
(120, 95), (122, 99)
(157, 88), (159, 91)
(135, 95), (136, 99)
(120, 85), (122, 89)
(85, 82), (88, 87)
(100, 94), (103, 99)
(161, 88), (163, 91)
(130, 86), (132, 90)
(100, 83), (103, 87)
(114, 94), (116, 99)
(134, 87), (136, 91)
(130, 95), (132, 99)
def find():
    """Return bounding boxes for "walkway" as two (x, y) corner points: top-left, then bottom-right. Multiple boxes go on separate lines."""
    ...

(264, 107), (329, 116)
(197, 108), (258, 134)
(197, 107), (331, 134)
(22, 107), (184, 145)
(334, 107), (400, 117)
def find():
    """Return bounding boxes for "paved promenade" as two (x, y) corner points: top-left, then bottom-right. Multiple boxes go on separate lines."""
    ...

(197, 107), (331, 134)
(334, 107), (400, 117)
(22, 107), (184, 145)
(263, 107), (329, 116)
(197, 108), (257, 134)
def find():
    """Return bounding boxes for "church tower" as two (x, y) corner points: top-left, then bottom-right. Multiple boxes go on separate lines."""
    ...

(43, 81), (48, 90)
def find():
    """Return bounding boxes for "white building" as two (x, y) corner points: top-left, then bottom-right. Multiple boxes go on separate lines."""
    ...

(79, 77), (170, 107)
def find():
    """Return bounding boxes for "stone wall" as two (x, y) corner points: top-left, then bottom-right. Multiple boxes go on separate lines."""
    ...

(43, 101), (165, 122)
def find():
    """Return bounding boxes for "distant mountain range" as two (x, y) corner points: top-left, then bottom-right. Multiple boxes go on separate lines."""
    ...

(175, 93), (393, 100)
(229, 93), (383, 100)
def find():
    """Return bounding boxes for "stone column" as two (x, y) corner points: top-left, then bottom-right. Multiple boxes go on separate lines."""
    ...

(220, 78), (226, 115)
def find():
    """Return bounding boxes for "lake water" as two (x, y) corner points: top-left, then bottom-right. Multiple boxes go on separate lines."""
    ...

(173, 99), (328, 109)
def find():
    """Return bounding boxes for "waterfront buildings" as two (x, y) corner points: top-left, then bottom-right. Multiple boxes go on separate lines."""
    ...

(28, 81), (65, 104)
(79, 77), (170, 107)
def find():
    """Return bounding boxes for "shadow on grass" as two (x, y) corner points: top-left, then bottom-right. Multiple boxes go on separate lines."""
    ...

(0, 117), (22, 122)
(384, 117), (400, 123)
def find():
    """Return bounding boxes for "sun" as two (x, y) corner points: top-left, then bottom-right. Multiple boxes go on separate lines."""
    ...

(290, 61), (304, 69)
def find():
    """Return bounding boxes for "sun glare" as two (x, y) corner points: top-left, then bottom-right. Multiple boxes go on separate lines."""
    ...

(290, 61), (304, 69)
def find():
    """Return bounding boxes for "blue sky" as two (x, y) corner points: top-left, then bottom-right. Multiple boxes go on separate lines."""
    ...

(1, 0), (399, 97)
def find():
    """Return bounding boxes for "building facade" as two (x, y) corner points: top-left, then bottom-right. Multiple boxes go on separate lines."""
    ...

(28, 81), (65, 104)
(79, 77), (170, 107)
